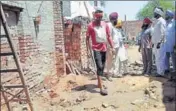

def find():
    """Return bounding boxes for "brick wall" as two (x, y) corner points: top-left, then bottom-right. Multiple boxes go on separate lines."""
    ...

(64, 24), (73, 60)
(53, 1), (66, 77)
(80, 25), (88, 69)
(1, 1), (65, 92)
(63, 23), (88, 71)
(122, 20), (143, 40)
(64, 24), (81, 61)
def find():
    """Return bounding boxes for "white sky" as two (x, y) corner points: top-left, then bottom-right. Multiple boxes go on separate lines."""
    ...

(104, 1), (148, 21)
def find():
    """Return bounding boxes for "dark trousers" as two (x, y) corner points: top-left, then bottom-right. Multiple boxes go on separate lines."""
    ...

(93, 50), (106, 76)
(142, 48), (152, 73)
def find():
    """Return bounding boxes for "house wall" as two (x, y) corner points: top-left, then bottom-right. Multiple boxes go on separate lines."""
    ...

(1, 1), (65, 92)
(122, 20), (143, 40)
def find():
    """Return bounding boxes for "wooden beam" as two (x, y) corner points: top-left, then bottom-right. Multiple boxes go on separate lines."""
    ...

(1, 3), (23, 12)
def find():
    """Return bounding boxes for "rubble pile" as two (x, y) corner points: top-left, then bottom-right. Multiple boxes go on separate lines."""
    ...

(1, 51), (55, 94)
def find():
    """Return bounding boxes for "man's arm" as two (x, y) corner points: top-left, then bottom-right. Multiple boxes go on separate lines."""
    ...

(159, 21), (166, 43)
(148, 28), (153, 48)
(106, 24), (114, 48)
(156, 21), (166, 49)
(138, 32), (142, 52)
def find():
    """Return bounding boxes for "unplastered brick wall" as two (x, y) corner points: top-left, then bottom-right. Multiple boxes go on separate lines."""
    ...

(63, 23), (88, 70)
(18, 35), (39, 63)
(53, 1), (66, 77)
(64, 24), (81, 61)
(70, 24), (81, 61)
(80, 25), (88, 69)
(1, 1), (65, 92)
(122, 20), (143, 40)
(64, 24), (72, 60)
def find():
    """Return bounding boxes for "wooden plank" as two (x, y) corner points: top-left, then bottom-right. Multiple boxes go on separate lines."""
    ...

(3, 85), (26, 89)
(1, 90), (15, 97)
(0, 69), (18, 73)
(71, 62), (81, 75)
(0, 35), (6, 38)
(11, 98), (27, 102)
(6, 89), (24, 103)
(66, 61), (73, 74)
(68, 61), (76, 74)
(0, 52), (13, 56)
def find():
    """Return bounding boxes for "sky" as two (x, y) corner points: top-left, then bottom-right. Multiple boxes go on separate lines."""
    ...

(104, 1), (148, 21)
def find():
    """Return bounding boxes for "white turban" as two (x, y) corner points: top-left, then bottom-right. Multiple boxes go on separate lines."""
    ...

(154, 8), (164, 16)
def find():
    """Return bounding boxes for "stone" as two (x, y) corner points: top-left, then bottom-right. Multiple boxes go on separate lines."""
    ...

(22, 106), (28, 111)
(60, 100), (71, 108)
(110, 104), (119, 109)
(131, 99), (145, 105)
(153, 104), (157, 108)
(144, 88), (150, 95)
(150, 93), (157, 100)
(102, 103), (109, 108)
(48, 90), (58, 98)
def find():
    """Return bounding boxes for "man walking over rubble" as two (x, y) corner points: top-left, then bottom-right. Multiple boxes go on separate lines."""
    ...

(152, 7), (166, 77)
(86, 8), (114, 95)
(138, 18), (153, 75)
(164, 10), (176, 73)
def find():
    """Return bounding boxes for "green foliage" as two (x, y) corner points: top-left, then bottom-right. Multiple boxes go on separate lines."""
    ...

(136, 0), (175, 20)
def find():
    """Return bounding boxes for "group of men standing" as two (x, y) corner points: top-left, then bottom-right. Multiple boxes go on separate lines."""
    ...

(138, 7), (176, 77)
(86, 7), (175, 96)
(86, 8), (128, 95)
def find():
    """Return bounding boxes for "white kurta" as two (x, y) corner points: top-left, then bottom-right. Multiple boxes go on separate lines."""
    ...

(105, 22), (122, 75)
(165, 19), (175, 53)
(164, 19), (176, 71)
(152, 17), (166, 75)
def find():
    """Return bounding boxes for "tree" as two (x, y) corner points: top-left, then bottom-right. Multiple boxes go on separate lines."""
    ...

(136, 0), (175, 20)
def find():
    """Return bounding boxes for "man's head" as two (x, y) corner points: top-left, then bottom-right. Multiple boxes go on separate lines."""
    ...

(142, 17), (152, 30)
(109, 12), (118, 26)
(93, 7), (104, 22)
(115, 19), (122, 28)
(165, 10), (174, 21)
(154, 7), (164, 19)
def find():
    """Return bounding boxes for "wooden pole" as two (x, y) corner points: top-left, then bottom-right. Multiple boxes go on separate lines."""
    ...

(94, 1), (98, 6)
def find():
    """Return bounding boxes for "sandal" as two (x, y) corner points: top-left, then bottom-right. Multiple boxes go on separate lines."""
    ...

(100, 89), (108, 96)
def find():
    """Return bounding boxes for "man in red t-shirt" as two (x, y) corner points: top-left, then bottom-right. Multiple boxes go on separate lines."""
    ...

(86, 8), (114, 95)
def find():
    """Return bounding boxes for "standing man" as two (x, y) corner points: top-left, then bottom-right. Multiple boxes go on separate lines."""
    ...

(86, 8), (114, 95)
(115, 19), (128, 76)
(105, 12), (121, 78)
(164, 10), (176, 73)
(173, 11), (176, 72)
(138, 18), (153, 75)
(116, 19), (127, 41)
(152, 7), (166, 77)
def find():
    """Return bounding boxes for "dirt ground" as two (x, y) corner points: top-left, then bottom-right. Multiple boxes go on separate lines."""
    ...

(2, 46), (176, 111)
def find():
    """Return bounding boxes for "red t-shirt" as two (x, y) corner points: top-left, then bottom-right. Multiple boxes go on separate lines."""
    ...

(86, 21), (113, 52)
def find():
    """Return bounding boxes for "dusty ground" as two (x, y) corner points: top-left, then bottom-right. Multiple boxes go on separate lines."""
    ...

(2, 46), (176, 111)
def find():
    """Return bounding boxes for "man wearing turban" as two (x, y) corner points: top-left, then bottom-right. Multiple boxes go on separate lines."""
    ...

(164, 10), (176, 73)
(138, 17), (153, 75)
(105, 12), (123, 78)
(152, 7), (166, 77)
